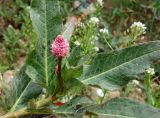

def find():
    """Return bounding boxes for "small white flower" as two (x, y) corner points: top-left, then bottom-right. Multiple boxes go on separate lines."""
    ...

(41, 95), (45, 99)
(96, 88), (104, 97)
(97, 0), (104, 6)
(99, 28), (109, 34)
(74, 1), (81, 8)
(90, 17), (99, 24)
(93, 47), (99, 51)
(42, 88), (47, 94)
(8, 25), (12, 28)
(74, 41), (80, 46)
(61, 97), (68, 103)
(136, 88), (142, 93)
(146, 68), (155, 75)
(132, 80), (139, 85)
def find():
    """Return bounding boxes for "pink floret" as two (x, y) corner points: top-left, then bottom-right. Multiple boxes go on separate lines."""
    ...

(51, 35), (69, 58)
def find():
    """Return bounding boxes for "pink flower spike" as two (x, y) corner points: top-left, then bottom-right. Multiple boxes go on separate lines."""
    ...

(51, 35), (69, 58)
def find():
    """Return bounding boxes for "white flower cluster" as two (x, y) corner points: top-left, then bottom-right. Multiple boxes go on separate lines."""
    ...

(90, 17), (99, 24)
(131, 22), (146, 29)
(99, 28), (109, 35)
(97, 0), (104, 6)
(146, 68), (155, 75)
(130, 21), (147, 35)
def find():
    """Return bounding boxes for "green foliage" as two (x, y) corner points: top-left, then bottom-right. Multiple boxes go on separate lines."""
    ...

(30, 0), (62, 93)
(71, 21), (98, 55)
(106, 0), (160, 40)
(0, 0), (36, 69)
(10, 67), (42, 112)
(87, 97), (160, 118)
(78, 41), (160, 90)
(1, 0), (160, 118)
(0, 79), (14, 112)
(2, 26), (20, 63)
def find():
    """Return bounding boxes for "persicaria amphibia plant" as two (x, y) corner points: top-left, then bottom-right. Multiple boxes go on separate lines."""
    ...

(1, 1), (160, 118)
(51, 35), (69, 93)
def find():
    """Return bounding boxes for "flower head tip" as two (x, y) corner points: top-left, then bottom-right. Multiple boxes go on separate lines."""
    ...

(51, 35), (69, 58)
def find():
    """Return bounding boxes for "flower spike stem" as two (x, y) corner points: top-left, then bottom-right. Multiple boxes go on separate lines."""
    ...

(56, 58), (64, 93)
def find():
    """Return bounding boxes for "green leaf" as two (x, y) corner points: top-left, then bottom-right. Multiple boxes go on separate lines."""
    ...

(78, 41), (160, 90)
(87, 97), (160, 118)
(6, 0), (63, 112)
(0, 59), (9, 72)
(62, 17), (77, 41)
(30, 0), (62, 87)
(10, 67), (42, 112)
(67, 46), (83, 66)
(25, 65), (44, 85)
(63, 64), (83, 81)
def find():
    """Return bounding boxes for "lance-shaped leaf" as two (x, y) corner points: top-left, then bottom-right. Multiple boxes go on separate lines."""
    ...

(78, 41), (160, 90)
(9, 67), (42, 112)
(87, 97), (160, 118)
(30, 0), (62, 87)
(7, 0), (62, 112)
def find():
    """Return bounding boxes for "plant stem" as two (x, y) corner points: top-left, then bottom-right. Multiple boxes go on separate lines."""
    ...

(103, 35), (114, 51)
(146, 74), (155, 106)
(106, 40), (114, 51)
(0, 96), (53, 118)
(1, 108), (29, 118)
(36, 96), (52, 108)
(56, 58), (64, 93)
(100, 90), (108, 104)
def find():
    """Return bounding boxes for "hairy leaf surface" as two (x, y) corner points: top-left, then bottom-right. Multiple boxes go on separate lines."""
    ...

(8, 0), (62, 112)
(78, 41), (160, 90)
(87, 97), (160, 118)
(30, 0), (62, 87)
(10, 67), (42, 112)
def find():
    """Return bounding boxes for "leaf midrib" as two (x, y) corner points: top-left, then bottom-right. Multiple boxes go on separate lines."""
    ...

(94, 113), (135, 118)
(81, 49), (160, 83)
(44, 0), (49, 87)
(9, 81), (31, 112)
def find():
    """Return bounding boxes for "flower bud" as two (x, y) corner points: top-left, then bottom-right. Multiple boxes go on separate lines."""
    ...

(96, 88), (104, 97)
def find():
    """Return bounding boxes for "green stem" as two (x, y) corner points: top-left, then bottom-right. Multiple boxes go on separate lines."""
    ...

(36, 96), (52, 108)
(146, 74), (155, 106)
(57, 58), (65, 93)
(1, 108), (29, 118)
(1, 96), (53, 118)
(100, 90), (107, 104)
(103, 35), (114, 51)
